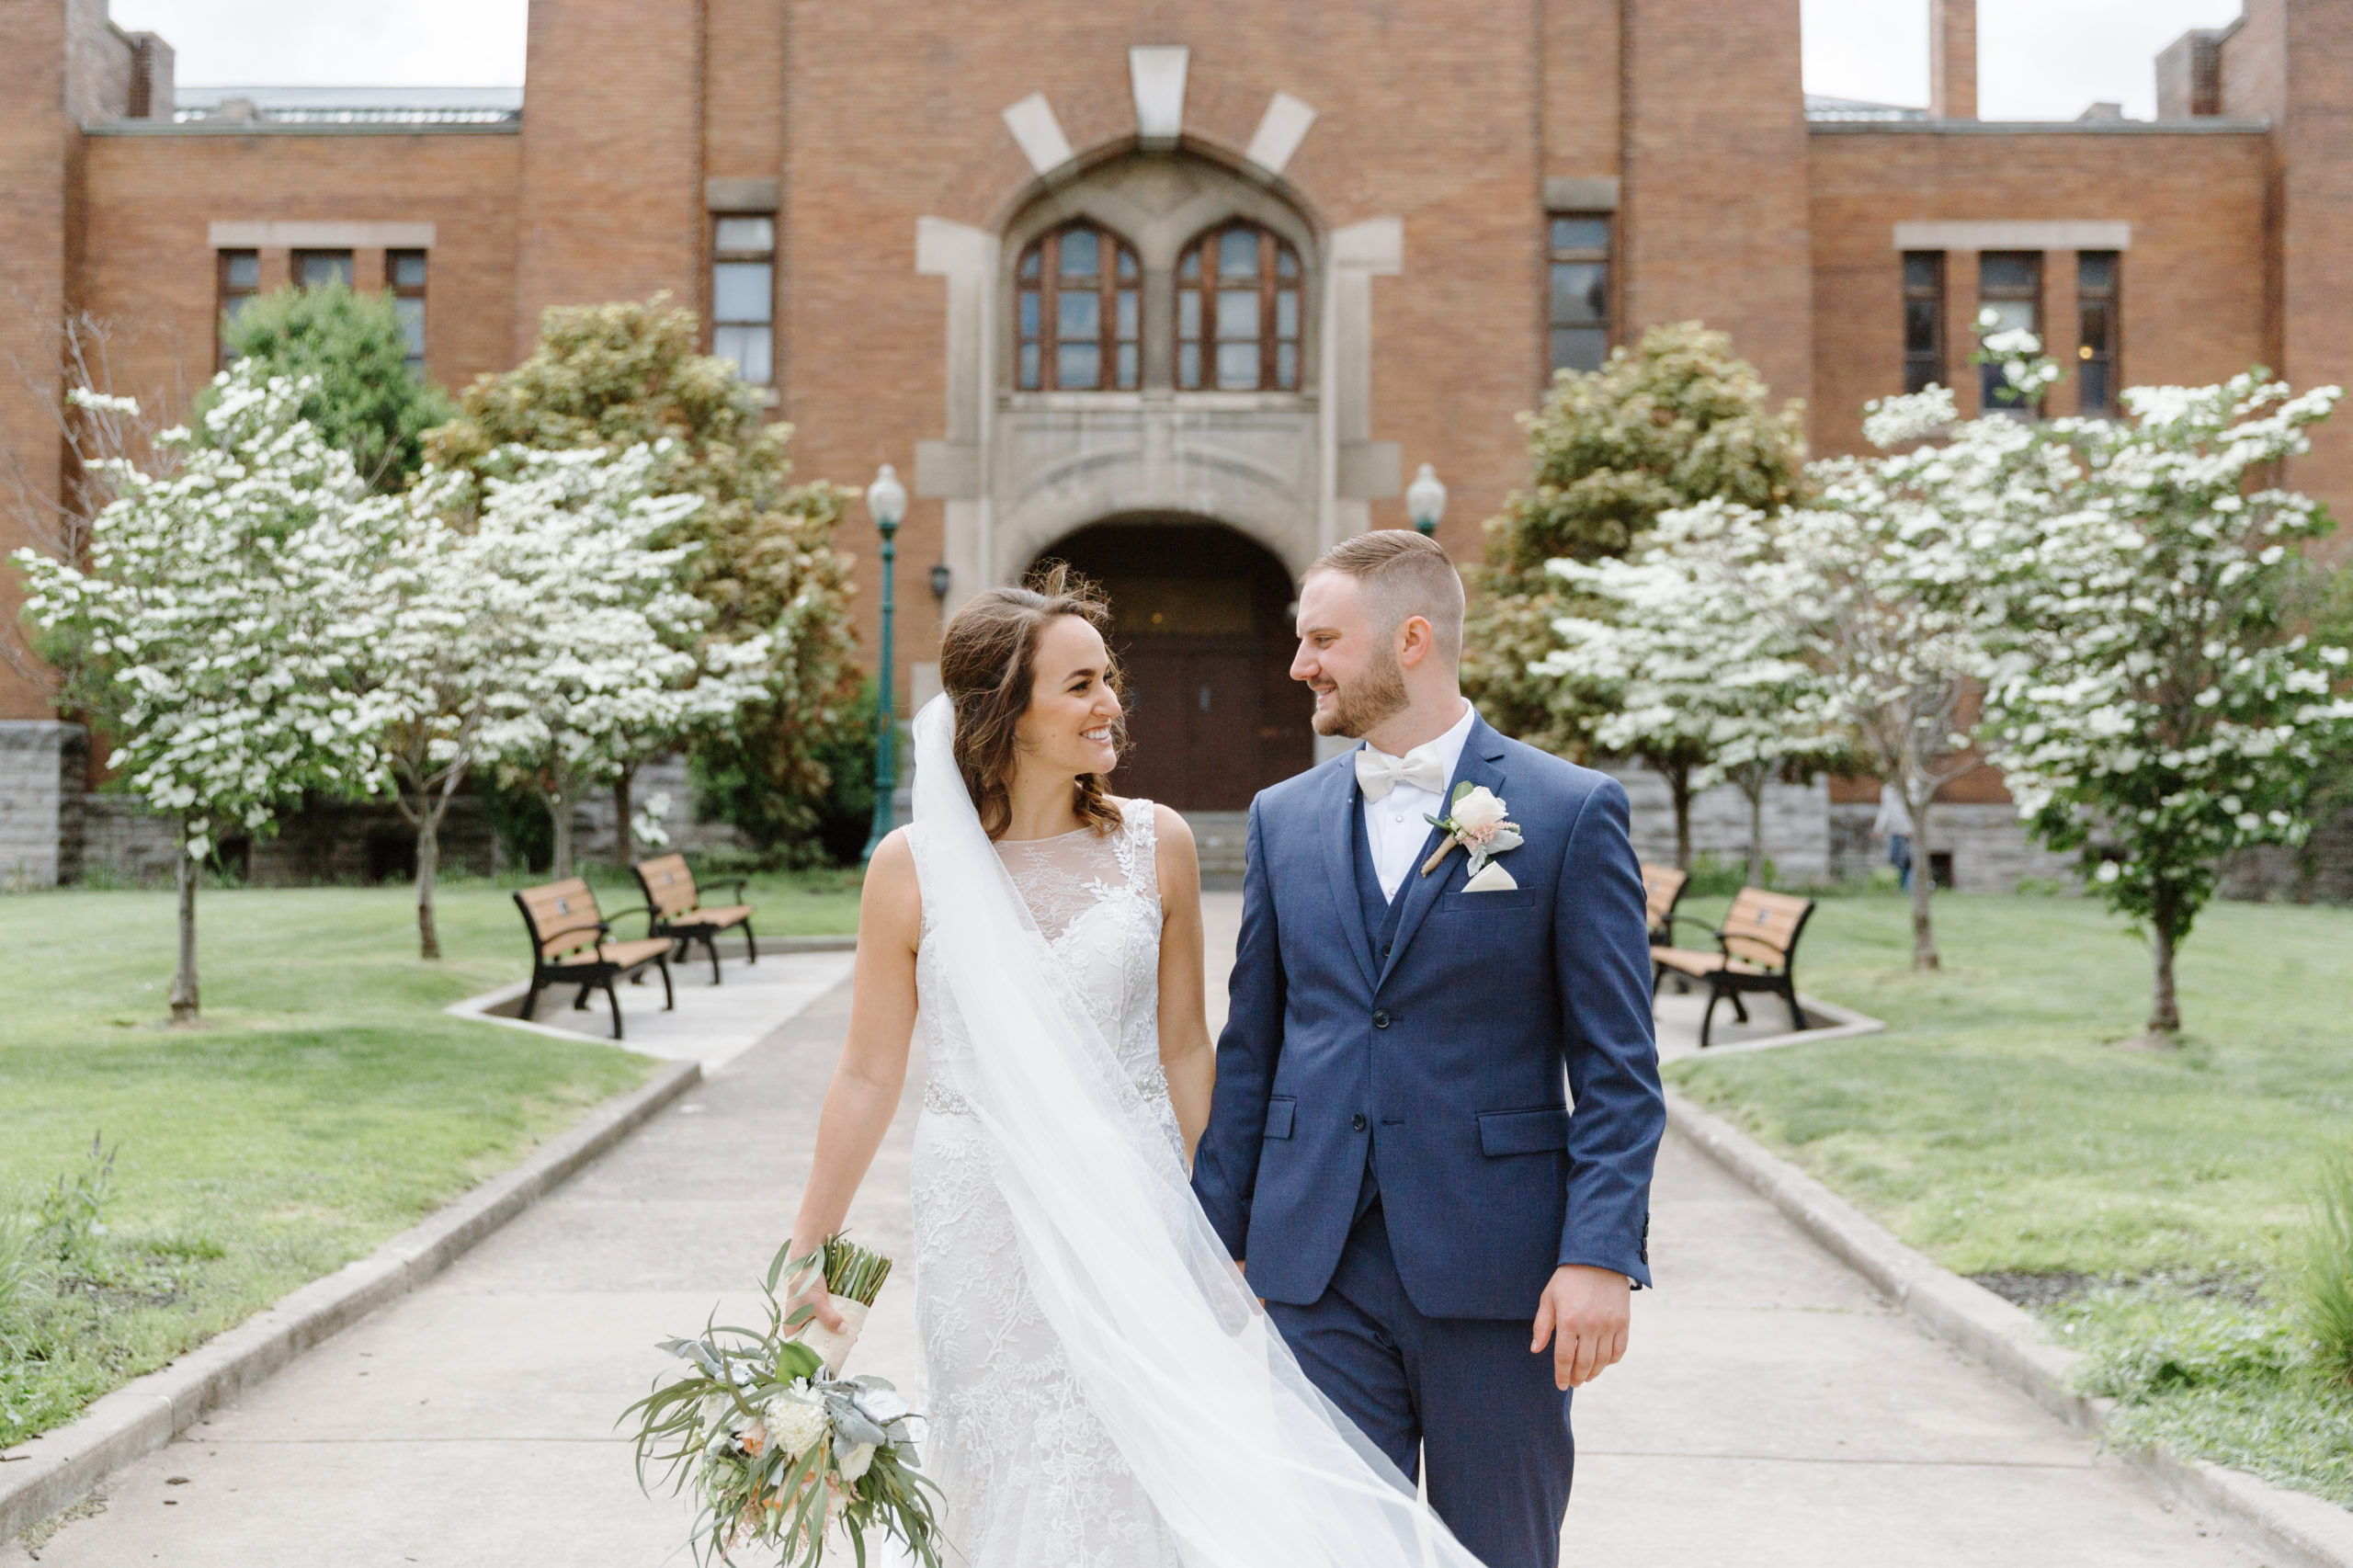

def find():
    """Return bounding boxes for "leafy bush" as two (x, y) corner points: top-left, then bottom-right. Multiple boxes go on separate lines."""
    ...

(215, 282), (456, 488)
(2301, 1155), (2353, 1385)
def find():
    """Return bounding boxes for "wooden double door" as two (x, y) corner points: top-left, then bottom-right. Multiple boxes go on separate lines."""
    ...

(1038, 517), (1313, 812)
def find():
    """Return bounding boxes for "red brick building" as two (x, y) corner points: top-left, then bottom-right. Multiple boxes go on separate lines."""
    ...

(3, 0), (2347, 881)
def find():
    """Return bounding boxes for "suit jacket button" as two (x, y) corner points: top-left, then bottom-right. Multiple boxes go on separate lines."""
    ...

(1372, 1009), (1390, 1029)
(1351, 1113), (1369, 1132)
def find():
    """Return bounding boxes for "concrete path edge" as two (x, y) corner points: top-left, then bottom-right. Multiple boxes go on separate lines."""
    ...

(1665, 1086), (2353, 1568)
(0, 1056), (703, 1543)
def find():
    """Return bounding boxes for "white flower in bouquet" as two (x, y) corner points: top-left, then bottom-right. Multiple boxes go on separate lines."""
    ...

(837, 1443), (879, 1484)
(764, 1388), (831, 1459)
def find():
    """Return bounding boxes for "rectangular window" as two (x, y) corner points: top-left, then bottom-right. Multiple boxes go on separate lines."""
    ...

(389, 249), (427, 376)
(293, 249), (354, 290)
(216, 249), (260, 369)
(1902, 252), (1944, 394)
(711, 215), (776, 386)
(2076, 251), (2119, 415)
(1978, 251), (2041, 415)
(1546, 213), (1612, 376)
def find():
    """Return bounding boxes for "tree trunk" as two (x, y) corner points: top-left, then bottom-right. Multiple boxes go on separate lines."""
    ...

(168, 817), (200, 1025)
(614, 761), (636, 872)
(1744, 774), (1769, 890)
(2148, 894), (2183, 1037)
(415, 805), (442, 960)
(1668, 761), (1694, 871)
(1908, 783), (1940, 971)
(549, 786), (574, 881)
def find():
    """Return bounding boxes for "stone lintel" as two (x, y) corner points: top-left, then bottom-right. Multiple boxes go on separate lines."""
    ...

(207, 220), (437, 250)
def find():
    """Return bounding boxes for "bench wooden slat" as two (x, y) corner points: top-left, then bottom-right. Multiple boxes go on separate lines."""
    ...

(517, 877), (604, 959)
(1642, 864), (1688, 931)
(1718, 888), (1812, 968)
(637, 853), (699, 918)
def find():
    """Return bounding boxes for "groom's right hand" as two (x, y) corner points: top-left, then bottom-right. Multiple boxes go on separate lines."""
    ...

(1531, 1265), (1631, 1390)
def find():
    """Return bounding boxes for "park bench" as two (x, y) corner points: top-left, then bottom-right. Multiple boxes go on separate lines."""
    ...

(632, 853), (759, 983)
(513, 878), (675, 1040)
(1650, 886), (1816, 1050)
(1642, 862), (1692, 948)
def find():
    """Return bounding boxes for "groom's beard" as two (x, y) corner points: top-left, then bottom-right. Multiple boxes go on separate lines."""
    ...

(1313, 647), (1410, 738)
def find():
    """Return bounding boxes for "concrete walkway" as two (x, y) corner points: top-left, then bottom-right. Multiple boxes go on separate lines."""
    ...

(8, 898), (2264, 1565)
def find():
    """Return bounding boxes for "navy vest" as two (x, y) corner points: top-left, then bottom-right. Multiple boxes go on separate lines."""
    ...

(1350, 790), (1437, 1219)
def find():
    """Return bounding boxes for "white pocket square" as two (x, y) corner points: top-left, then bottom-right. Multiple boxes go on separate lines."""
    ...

(1461, 861), (1518, 892)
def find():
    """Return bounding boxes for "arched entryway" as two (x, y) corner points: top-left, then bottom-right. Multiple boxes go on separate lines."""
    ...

(1036, 517), (1312, 811)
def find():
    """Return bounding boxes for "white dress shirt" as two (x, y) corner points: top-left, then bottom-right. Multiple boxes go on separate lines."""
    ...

(1358, 701), (1477, 902)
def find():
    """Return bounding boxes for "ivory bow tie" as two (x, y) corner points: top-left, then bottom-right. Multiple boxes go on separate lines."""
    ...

(1356, 744), (1448, 802)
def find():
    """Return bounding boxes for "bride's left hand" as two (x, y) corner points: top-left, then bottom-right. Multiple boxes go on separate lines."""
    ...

(787, 1244), (847, 1333)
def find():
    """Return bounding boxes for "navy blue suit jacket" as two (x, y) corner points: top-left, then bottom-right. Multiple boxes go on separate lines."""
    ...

(1190, 713), (1665, 1319)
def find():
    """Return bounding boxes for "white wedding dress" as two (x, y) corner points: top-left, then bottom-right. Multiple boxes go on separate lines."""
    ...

(897, 695), (1487, 1568)
(911, 802), (1187, 1566)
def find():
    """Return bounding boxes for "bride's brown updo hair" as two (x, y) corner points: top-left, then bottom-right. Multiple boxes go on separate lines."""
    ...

(938, 562), (1127, 841)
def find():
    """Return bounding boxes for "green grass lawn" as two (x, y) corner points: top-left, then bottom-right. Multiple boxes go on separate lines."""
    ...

(1667, 888), (2353, 1504)
(0, 869), (863, 1445)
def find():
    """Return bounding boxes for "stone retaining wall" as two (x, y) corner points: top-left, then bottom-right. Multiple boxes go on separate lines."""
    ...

(0, 721), (85, 888)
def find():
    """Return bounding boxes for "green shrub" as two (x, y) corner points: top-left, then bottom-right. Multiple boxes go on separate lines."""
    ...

(214, 282), (456, 488)
(2301, 1155), (2353, 1385)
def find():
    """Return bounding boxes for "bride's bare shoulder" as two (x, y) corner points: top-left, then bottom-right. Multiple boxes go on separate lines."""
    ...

(858, 826), (923, 951)
(1146, 803), (1199, 883)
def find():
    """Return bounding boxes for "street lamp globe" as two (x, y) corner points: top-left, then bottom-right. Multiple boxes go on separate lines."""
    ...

(866, 462), (908, 533)
(1405, 462), (1448, 536)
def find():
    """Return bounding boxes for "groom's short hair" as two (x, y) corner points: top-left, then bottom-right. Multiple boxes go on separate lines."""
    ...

(1306, 529), (1466, 664)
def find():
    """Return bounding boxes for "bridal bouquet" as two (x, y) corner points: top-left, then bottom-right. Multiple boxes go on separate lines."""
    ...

(622, 1237), (944, 1567)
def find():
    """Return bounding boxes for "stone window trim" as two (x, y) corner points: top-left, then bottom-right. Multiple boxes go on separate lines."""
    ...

(1016, 221), (1142, 392)
(995, 164), (1319, 398)
(1174, 221), (1302, 392)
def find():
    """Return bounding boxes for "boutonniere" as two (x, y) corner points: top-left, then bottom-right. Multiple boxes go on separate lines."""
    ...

(1421, 782), (1524, 877)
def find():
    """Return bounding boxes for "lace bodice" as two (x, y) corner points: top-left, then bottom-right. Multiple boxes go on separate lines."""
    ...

(916, 800), (1165, 1106)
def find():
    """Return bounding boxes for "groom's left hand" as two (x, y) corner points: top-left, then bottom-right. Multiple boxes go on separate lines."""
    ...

(1531, 1265), (1631, 1391)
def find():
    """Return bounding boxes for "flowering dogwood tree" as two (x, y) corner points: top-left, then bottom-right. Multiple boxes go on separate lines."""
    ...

(472, 447), (771, 881)
(1974, 370), (2352, 1038)
(1541, 502), (1830, 881)
(13, 369), (398, 1023)
(1663, 381), (2084, 970)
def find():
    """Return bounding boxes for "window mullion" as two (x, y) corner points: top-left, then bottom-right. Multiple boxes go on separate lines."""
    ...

(1261, 234), (1277, 392)
(1043, 233), (1060, 392)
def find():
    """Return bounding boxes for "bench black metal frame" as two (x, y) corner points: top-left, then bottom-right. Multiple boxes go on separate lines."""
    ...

(514, 879), (676, 1040)
(1650, 887), (1817, 1050)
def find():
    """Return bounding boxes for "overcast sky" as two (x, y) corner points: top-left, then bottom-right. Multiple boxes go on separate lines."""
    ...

(115, 0), (2250, 122)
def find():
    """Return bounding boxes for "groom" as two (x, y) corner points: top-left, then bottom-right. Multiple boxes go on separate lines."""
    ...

(1192, 529), (1664, 1568)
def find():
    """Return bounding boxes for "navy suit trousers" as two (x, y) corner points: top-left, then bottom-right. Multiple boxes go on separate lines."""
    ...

(1268, 1200), (1574, 1568)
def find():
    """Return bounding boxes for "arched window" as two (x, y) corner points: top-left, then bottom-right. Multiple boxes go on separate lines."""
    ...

(1016, 222), (1141, 391)
(1176, 223), (1302, 392)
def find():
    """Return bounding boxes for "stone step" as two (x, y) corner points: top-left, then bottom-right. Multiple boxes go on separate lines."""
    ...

(1181, 811), (1251, 881)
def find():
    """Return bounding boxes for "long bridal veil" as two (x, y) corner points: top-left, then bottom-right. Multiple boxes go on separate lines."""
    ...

(907, 695), (1485, 1568)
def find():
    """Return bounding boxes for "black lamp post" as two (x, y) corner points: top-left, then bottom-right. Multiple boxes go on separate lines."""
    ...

(1406, 462), (1449, 537)
(861, 463), (908, 862)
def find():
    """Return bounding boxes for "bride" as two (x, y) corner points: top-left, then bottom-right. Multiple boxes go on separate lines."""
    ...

(785, 568), (1489, 1568)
